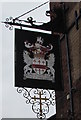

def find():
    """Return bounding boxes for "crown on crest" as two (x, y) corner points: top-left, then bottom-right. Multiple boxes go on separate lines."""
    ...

(36, 36), (44, 45)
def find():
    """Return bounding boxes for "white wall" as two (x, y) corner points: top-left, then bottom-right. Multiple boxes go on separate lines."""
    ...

(0, 2), (2, 120)
(1, 1), (56, 119)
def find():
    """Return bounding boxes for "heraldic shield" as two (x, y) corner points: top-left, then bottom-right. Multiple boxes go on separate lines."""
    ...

(15, 29), (63, 90)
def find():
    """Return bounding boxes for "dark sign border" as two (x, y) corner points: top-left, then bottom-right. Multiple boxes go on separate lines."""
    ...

(15, 28), (63, 90)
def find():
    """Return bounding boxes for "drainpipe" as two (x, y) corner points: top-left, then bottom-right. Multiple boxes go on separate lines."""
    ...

(63, 3), (74, 119)
(65, 34), (74, 119)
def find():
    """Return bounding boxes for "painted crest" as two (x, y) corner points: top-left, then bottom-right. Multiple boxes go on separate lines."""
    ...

(32, 57), (46, 75)
(23, 36), (55, 82)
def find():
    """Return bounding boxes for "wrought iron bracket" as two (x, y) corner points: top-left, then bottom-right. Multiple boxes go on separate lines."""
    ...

(3, 17), (14, 30)
(17, 87), (55, 119)
(2, 16), (37, 30)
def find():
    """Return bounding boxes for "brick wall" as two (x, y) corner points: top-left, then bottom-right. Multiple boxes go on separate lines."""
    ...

(50, 2), (81, 119)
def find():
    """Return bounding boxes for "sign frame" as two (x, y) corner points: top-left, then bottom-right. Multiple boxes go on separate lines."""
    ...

(15, 28), (63, 90)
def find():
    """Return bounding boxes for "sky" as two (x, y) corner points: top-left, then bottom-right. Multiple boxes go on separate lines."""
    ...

(1, 1), (56, 119)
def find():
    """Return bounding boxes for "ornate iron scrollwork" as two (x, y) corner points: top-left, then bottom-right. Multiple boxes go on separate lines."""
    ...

(5, 16), (23, 30)
(17, 87), (55, 119)
(5, 17), (13, 30)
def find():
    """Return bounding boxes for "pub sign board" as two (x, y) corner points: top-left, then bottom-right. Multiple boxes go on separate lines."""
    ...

(15, 28), (63, 90)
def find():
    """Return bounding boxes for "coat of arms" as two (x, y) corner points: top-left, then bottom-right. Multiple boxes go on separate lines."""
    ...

(23, 36), (55, 82)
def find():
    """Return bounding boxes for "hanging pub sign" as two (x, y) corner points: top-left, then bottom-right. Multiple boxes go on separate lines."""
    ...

(15, 28), (63, 90)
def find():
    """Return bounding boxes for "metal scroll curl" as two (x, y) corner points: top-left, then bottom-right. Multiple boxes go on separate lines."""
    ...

(5, 17), (13, 30)
(17, 87), (55, 119)
(5, 16), (22, 30)
(32, 102), (49, 119)
(17, 87), (30, 104)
